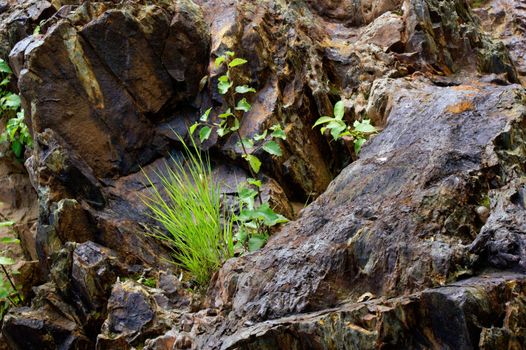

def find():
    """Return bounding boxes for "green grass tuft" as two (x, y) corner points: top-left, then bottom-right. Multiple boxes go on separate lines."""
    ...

(141, 136), (234, 286)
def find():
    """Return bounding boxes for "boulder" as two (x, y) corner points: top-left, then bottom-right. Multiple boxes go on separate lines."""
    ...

(203, 78), (526, 347)
(96, 280), (174, 349)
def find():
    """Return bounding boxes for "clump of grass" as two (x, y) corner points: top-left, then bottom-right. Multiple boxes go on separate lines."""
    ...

(141, 137), (234, 286)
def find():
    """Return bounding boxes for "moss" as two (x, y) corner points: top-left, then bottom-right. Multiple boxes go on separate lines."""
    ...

(479, 194), (491, 209)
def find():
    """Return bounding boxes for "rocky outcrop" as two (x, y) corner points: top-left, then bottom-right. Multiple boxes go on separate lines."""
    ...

(473, 0), (526, 83)
(219, 273), (526, 349)
(0, 0), (525, 349)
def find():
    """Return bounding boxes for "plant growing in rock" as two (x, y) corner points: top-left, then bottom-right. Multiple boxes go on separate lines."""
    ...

(191, 51), (288, 252)
(313, 100), (377, 154)
(0, 220), (22, 320)
(141, 136), (234, 286)
(0, 58), (32, 159)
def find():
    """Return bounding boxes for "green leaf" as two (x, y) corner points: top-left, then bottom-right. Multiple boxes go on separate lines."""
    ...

(334, 101), (345, 120)
(248, 234), (268, 252)
(0, 221), (14, 227)
(253, 130), (267, 141)
(252, 203), (289, 226)
(0, 77), (10, 86)
(238, 187), (257, 210)
(219, 109), (234, 119)
(200, 108), (212, 122)
(225, 51), (235, 57)
(0, 59), (11, 74)
(262, 141), (282, 156)
(217, 127), (230, 137)
(245, 154), (261, 174)
(234, 228), (248, 243)
(230, 118), (240, 132)
(354, 137), (366, 154)
(0, 256), (15, 265)
(0, 237), (19, 244)
(3, 94), (21, 110)
(330, 124), (346, 141)
(238, 187), (258, 201)
(189, 122), (199, 136)
(240, 138), (254, 149)
(235, 85), (256, 94)
(270, 125), (286, 140)
(11, 139), (22, 158)
(247, 178), (262, 188)
(215, 55), (226, 67)
(353, 120), (377, 133)
(218, 75), (232, 94)
(236, 98), (251, 112)
(199, 126), (212, 143)
(229, 58), (248, 68)
(313, 116), (334, 128)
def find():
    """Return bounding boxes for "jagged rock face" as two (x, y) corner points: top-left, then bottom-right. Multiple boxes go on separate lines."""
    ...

(0, 0), (525, 349)
(473, 0), (526, 83)
(210, 79), (526, 319)
(219, 273), (526, 349)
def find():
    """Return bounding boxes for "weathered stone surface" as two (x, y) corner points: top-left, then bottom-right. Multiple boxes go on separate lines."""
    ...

(474, 0), (526, 83)
(2, 283), (92, 349)
(2, 0), (526, 349)
(204, 79), (526, 347)
(0, 158), (38, 260)
(217, 273), (526, 350)
(0, 0), (52, 59)
(96, 280), (172, 349)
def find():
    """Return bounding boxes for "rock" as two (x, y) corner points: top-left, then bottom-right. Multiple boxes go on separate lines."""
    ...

(2, 0), (526, 348)
(479, 291), (526, 348)
(474, 0), (526, 83)
(2, 283), (92, 349)
(0, 0), (53, 59)
(96, 280), (171, 349)
(217, 273), (526, 349)
(0, 158), (38, 260)
(206, 79), (526, 345)
(144, 329), (178, 350)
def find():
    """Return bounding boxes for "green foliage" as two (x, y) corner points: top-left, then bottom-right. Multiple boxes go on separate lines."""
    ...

(189, 51), (289, 253)
(141, 136), (234, 286)
(313, 100), (377, 154)
(0, 58), (32, 160)
(0, 221), (22, 321)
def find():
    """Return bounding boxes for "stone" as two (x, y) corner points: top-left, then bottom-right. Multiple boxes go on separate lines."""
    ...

(2, 0), (526, 349)
(96, 280), (170, 349)
(2, 283), (92, 349)
(204, 79), (526, 346)
(217, 273), (526, 349)
(474, 0), (526, 83)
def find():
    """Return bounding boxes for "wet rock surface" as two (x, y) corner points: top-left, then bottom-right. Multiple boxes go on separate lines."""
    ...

(0, 0), (525, 349)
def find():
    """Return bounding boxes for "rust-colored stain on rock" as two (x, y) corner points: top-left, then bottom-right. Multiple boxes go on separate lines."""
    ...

(445, 101), (475, 114)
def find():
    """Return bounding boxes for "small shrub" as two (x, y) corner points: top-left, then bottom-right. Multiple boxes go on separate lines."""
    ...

(313, 100), (377, 154)
(192, 51), (288, 252)
(141, 137), (234, 286)
(0, 58), (32, 159)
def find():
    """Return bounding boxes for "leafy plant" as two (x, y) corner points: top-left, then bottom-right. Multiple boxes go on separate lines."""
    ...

(0, 220), (22, 320)
(141, 136), (234, 286)
(313, 100), (377, 154)
(191, 51), (288, 252)
(0, 58), (32, 159)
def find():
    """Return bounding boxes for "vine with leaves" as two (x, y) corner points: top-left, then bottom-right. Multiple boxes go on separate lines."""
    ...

(191, 51), (288, 252)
